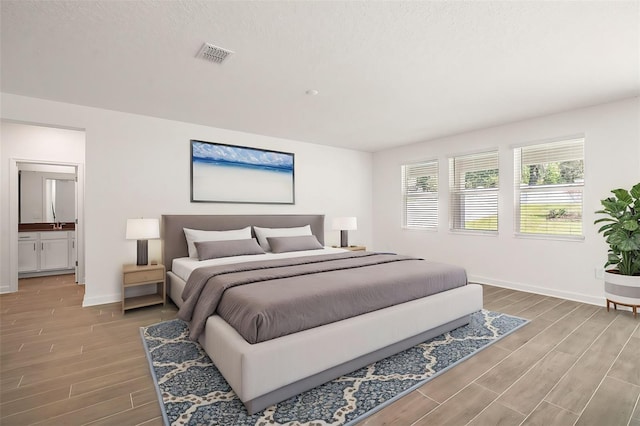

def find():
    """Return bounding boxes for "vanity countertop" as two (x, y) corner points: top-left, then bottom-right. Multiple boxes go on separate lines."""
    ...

(19, 223), (75, 232)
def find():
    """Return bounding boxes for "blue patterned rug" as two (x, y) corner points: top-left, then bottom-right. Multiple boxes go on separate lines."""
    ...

(141, 310), (527, 426)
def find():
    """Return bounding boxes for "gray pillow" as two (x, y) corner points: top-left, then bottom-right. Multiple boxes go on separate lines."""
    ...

(183, 226), (252, 258)
(253, 225), (312, 251)
(267, 235), (323, 254)
(194, 238), (265, 261)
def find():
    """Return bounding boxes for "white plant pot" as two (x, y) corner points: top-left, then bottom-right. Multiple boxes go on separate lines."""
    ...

(604, 270), (640, 316)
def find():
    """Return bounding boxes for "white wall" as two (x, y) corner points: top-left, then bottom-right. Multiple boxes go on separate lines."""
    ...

(1, 93), (373, 306)
(372, 97), (640, 305)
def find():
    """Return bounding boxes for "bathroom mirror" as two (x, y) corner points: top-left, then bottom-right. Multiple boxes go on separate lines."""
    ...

(44, 178), (75, 223)
(19, 168), (76, 223)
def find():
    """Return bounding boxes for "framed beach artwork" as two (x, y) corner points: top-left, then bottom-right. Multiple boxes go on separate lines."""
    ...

(190, 140), (295, 204)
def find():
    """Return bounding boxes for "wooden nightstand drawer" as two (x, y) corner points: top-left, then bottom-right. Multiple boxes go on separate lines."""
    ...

(122, 264), (166, 313)
(124, 268), (164, 285)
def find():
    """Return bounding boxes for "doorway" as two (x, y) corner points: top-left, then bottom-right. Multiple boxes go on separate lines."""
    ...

(17, 162), (79, 281)
(2, 121), (86, 295)
(9, 159), (85, 292)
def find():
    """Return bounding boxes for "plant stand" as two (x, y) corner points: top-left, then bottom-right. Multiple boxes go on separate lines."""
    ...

(606, 299), (638, 318)
(604, 271), (640, 319)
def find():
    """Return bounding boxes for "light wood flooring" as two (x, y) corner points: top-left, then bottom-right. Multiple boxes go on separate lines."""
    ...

(1, 276), (639, 425)
(1, 275), (177, 425)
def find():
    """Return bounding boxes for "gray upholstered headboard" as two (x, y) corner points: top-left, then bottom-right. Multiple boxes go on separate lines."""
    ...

(162, 214), (325, 271)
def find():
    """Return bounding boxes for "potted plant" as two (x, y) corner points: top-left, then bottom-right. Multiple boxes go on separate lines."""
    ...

(594, 182), (640, 317)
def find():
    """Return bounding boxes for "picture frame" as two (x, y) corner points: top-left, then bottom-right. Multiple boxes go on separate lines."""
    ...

(190, 140), (295, 204)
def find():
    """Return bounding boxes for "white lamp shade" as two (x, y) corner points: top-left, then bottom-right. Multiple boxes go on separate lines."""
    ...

(126, 218), (160, 240)
(332, 216), (357, 231)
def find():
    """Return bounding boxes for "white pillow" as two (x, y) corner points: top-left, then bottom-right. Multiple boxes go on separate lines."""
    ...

(253, 225), (312, 251)
(183, 226), (252, 258)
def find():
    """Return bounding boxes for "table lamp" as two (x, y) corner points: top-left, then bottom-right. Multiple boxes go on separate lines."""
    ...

(332, 217), (357, 247)
(126, 218), (160, 266)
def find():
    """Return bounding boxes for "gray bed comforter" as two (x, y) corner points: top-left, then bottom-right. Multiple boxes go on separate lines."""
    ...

(177, 251), (467, 343)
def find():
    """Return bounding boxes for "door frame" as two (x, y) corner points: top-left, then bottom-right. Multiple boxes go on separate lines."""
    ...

(9, 158), (85, 292)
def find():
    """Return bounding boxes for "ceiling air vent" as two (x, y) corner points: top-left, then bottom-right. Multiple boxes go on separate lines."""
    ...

(197, 43), (234, 64)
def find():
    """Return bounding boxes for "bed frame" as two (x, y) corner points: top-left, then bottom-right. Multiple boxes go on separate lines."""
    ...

(162, 214), (483, 414)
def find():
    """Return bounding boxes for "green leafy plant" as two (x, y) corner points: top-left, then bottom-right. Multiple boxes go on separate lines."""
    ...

(594, 183), (640, 276)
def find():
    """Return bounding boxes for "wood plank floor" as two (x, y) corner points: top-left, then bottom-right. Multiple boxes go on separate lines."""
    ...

(1, 276), (639, 425)
(0, 275), (177, 425)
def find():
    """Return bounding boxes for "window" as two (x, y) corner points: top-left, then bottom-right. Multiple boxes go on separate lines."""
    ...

(514, 137), (584, 237)
(449, 150), (499, 232)
(402, 160), (438, 229)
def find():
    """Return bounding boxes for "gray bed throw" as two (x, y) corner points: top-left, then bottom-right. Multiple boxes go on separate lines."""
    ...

(178, 251), (468, 343)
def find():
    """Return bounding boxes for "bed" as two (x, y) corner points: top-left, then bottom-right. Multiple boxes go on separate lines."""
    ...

(162, 214), (483, 414)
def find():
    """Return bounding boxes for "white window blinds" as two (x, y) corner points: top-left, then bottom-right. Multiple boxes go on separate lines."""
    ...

(449, 150), (499, 232)
(514, 138), (584, 237)
(402, 161), (438, 229)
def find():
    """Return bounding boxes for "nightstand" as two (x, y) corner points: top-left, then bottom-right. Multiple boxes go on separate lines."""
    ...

(333, 245), (366, 251)
(122, 264), (166, 313)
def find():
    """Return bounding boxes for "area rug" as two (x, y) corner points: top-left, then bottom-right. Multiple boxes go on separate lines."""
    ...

(141, 310), (528, 426)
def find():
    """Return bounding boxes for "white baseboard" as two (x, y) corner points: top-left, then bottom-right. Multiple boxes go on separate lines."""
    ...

(468, 274), (605, 307)
(82, 293), (120, 307)
(0, 284), (13, 294)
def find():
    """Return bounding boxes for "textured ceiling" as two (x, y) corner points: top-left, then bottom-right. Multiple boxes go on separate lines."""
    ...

(1, 1), (638, 152)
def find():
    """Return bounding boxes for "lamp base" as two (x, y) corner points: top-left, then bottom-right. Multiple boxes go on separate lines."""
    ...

(340, 230), (349, 247)
(136, 239), (148, 266)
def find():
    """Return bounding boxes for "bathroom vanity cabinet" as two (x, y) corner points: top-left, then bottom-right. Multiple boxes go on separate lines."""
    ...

(18, 230), (75, 277)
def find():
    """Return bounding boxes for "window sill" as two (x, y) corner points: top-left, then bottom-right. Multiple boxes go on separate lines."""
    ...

(514, 233), (585, 242)
(402, 226), (438, 232)
(448, 229), (498, 237)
